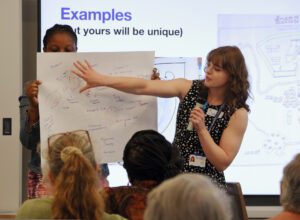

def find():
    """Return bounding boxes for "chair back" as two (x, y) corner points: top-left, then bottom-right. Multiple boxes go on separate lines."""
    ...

(226, 182), (248, 220)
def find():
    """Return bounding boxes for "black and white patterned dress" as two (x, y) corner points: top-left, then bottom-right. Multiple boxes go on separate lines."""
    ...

(173, 80), (232, 187)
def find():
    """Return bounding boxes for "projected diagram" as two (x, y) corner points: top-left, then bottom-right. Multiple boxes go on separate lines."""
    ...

(154, 57), (202, 142)
(218, 14), (300, 166)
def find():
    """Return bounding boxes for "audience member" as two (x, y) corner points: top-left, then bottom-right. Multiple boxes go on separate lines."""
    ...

(144, 173), (232, 220)
(16, 130), (126, 220)
(268, 153), (300, 220)
(105, 129), (183, 220)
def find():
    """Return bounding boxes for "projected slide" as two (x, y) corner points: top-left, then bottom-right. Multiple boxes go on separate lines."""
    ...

(40, 0), (300, 195)
(219, 14), (300, 194)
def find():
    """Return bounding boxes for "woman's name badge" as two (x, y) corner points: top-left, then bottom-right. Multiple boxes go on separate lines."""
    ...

(207, 108), (224, 118)
(207, 108), (217, 116)
(189, 154), (206, 167)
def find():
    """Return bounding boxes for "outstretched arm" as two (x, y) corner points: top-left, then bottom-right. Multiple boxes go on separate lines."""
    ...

(72, 60), (191, 100)
(190, 107), (248, 171)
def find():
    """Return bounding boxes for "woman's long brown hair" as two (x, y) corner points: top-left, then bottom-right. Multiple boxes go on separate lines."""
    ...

(206, 46), (250, 113)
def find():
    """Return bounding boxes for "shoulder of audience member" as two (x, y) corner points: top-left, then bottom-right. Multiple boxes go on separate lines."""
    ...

(16, 198), (52, 219)
(103, 212), (128, 220)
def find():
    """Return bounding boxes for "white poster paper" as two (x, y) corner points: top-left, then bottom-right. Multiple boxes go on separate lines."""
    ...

(37, 51), (156, 163)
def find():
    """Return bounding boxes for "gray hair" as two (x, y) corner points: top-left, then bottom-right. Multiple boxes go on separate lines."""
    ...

(144, 173), (232, 220)
(280, 153), (300, 214)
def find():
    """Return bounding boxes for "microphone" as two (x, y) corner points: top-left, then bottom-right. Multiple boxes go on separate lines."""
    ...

(187, 98), (207, 131)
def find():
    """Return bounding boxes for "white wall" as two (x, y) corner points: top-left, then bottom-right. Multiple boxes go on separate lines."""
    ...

(0, 0), (22, 213)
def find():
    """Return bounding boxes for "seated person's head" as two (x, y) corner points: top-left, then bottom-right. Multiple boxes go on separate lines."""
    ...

(123, 129), (182, 184)
(46, 130), (104, 219)
(280, 153), (300, 214)
(144, 173), (232, 220)
(43, 24), (77, 52)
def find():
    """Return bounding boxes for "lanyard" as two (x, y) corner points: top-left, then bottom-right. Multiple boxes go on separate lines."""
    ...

(207, 104), (226, 133)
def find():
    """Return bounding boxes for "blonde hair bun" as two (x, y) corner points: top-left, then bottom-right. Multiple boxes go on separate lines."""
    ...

(60, 146), (83, 162)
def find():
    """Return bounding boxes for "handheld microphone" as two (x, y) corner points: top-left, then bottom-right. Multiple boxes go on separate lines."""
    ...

(187, 98), (207, 131)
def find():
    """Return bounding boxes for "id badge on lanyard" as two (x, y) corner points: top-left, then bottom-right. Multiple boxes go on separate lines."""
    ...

(189, 154), (206, 167)
(189, 104), (225, 168)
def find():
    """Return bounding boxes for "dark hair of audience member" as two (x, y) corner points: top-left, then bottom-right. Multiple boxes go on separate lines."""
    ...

(123, 129), (183, 184)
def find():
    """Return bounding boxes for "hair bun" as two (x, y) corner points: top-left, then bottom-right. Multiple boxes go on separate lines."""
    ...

(60, 146), (83, 162)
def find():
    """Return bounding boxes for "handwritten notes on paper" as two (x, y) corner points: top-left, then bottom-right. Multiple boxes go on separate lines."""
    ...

(37, 51), (156, 163)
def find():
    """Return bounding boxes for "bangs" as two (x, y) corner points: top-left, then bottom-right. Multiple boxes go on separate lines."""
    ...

(207, 53), (224, 68)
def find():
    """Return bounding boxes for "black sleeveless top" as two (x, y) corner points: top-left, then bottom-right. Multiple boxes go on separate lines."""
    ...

(173, 80), (233, 187)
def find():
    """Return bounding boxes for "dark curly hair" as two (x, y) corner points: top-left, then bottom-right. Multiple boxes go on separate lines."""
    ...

(123, 130), (183, 184)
